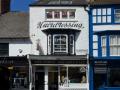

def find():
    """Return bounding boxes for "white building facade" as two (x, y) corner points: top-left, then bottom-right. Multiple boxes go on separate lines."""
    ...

(28, 0), (89, 90)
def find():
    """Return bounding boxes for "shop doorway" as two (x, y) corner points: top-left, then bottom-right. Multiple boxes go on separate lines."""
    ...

(0, 66), (10, 90)
(48, 66), (58, 90)
(35, 72), (44, 90)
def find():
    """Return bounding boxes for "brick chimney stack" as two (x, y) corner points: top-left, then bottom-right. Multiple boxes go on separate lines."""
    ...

(0, 0), (10, 14)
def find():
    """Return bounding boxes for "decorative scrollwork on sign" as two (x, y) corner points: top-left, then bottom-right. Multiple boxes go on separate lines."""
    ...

(37, 21), (84, 30)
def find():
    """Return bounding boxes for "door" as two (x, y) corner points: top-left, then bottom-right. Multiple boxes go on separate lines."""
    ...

(35, 72), (44, 90)
(48, 67), (58, 90)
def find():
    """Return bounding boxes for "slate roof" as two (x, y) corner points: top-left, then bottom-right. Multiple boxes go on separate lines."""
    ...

(30, 0), (120, 6)
(91, 0), (120, 5)
(30, 0), (88, 6)
(0, 12), (29, 39)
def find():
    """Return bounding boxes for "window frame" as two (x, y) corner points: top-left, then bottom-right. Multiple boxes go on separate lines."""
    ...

(60, 65), (88, 87)
(92, 8), (112, 24)
(109, 35), (120, 56)
(45, 9), (76, 20)
(101, 36), (107, 56)
(53, 34), (68, 53)
(114, 9), (120, 23)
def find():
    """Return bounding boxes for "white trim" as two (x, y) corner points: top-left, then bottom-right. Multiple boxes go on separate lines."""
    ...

(109, 35), (120, 56)
(101, 36), (107, 56)
(53, 34), (68, 53)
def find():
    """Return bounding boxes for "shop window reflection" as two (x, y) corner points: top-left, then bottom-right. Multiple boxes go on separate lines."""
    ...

(60, 66), (87, 87)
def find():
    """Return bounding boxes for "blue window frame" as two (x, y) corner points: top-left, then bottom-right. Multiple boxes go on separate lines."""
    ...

(92, 8), (112, 24)
(92, 7), (120, 24)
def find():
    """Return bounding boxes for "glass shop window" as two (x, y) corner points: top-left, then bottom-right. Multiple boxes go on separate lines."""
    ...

(108, 68), (120, 87)
(60, 66), (87, 87)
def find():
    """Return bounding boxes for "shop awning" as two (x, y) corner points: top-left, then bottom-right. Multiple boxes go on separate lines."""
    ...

(0, 56), (28, 66)
(28, 55), (88, 65)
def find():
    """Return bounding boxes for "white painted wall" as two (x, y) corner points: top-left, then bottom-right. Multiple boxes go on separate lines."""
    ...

(30, 6), (89, 55)
(9, 41), (31, 56)
(94, 25), (120, 31)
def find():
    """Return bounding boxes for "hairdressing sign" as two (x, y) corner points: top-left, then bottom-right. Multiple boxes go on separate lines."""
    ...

(37, 21), (84, 30)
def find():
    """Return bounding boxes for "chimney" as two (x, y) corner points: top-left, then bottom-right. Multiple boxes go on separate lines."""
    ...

(0, 0), (10, 14)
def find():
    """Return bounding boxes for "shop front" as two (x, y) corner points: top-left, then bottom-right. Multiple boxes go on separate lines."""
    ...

(28, 55), (89, 90)
(0, 56), (29, 90)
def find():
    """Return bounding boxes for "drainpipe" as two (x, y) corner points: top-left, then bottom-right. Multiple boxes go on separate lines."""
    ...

(27, 54), (33, 90)
(84, 0), (94, 90)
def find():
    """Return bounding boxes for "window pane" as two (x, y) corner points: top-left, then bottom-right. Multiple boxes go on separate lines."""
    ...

(97, 16), (102, 23)
(102, 9), (107, 15)
(69, 11), (75, 19)
(107, 16), (111, 23)
(54, 36), (60, 44)
(117, 36), (120, 45)
(54, 45), (60, 48)
(107, 8), (111, 15)
(61, 36), (66, 44)
(0, 43), (9, 56)
(97, 9), (102, 15)
(114, 9), (120, 23)
(102, 37), (106, 46)
(54, 11), (60, 19)
(102, 16), (106, 23)
(110, 46), (117, 55)
(93, 9), (97, 15)
(102, 47), (106, 56)
(48, 35), (51, 54)
(60, 67), (67, 86)
(68, 67), (87, 83)
(62, 10), (68, 18)
(53, 35), (67, 53)
(109, 68), (120, 87)
(110, 36), (117, 45)
(46, 11), (53, 19)
(61, 45), (66, 48)
(118, 46), (120, 55)
(93, 16), (97, 23)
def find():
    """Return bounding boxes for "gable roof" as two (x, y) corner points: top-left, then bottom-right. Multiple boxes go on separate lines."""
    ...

(91, 0), (120, 5)
(30, 0), (88, 6)
(0, 12), (29, 39)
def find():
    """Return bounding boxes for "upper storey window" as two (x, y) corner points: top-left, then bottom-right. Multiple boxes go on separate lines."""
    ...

(110, 35), (120, 56)
(46, 9), (75, 19)
(101, 36), (107, 56)
(0, 43), (9, 56)
(48, 34), (74, 55)
(92, 8), (120, 24)
(93, 8), (112, 24)
(114, 9), (120, 23)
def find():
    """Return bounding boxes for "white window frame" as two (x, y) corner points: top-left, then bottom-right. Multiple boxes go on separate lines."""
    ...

(70, 34), (74, 54)
(45, 9), (76, 20)
(101, 36), (107, 56)
(48, 35), (51, 54)
(59, 65), (88, 88)
(110, 35), (120, 56)
(53, 34), (68, 53)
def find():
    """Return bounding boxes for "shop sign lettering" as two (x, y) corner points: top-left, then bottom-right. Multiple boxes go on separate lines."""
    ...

(37, 21), (84, 29)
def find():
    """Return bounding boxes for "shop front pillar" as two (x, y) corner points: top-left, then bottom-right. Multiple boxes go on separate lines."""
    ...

(45, 66), (48, 90)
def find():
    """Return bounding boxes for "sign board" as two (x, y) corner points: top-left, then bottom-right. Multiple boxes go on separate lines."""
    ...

(37, 21), (84, 30)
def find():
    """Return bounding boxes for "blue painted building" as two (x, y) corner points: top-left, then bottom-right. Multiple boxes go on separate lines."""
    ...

(89, 0), (120, 90)
(10, 0), (35, 12)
